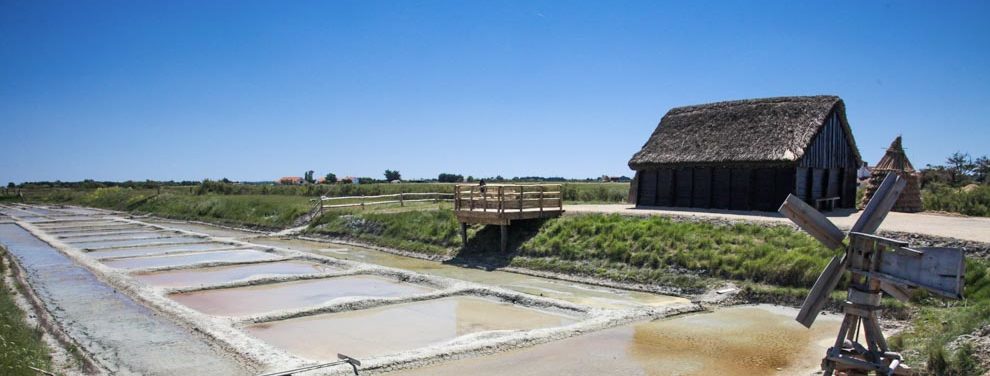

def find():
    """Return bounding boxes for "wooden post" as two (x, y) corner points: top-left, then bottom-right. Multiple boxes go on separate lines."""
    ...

(460, 222), (468, 247)
(519, 186), (524, 213)
(539, 186), (544, 215)
(399, 193), (404, 207)
(500, 224), (508, 252)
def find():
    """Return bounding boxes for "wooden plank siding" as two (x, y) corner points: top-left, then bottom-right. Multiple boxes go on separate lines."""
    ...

(712, 168), (732, 209)
(729, 168), (751, 210)
(637, 170), (657, 206)
(795, 109), (861, 209)
(675, 168), (693, 207)
(656, 169), (674, 206)
(692, 167), (712, 208)
(632, 166), (796, 211)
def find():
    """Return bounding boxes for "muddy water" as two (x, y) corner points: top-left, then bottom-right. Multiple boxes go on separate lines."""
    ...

(0, 224), (250, 374)
(170, 275), (432, 316)
(135, 260), (344, 288)
(245, 296), (576, 360)
(103, 249), (279, 269)
(87, 242), (236, 259)
(392, 305), (841, 376)
(251, 238), (688, 309)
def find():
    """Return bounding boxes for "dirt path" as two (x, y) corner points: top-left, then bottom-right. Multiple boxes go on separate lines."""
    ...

(566, 204), (990, 244)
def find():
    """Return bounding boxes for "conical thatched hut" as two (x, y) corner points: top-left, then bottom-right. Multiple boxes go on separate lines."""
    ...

(628, 96), (862, 211)
(861, 136), (923, 212)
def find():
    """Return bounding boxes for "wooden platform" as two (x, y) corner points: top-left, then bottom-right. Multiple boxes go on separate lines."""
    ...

(454, 184), (564, 251)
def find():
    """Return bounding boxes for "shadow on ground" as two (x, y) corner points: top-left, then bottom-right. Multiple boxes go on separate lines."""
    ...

(443, 219), (549, 270)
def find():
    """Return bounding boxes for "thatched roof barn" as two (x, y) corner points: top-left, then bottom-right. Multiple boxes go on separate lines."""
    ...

(861, 136), (922, 212)
(628, 96), (862, 211)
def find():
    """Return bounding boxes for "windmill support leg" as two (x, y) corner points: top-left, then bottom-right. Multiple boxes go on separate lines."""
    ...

(823, 286), (907, 376)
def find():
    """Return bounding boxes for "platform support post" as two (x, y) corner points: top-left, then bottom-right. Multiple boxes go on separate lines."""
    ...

(500, 224), (508, 252)
(460, 222), (468, 247)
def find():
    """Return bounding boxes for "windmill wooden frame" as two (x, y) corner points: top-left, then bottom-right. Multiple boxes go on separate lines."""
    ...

(778, 173), (966, 375)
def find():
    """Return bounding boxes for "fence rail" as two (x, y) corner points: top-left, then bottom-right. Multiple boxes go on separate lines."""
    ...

(314, 192), (453, 212)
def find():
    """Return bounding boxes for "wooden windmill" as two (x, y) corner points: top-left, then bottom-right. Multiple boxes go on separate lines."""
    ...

(778, 173), (966, 375)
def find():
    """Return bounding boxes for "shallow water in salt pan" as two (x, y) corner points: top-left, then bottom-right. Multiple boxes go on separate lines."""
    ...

(63, 233), (176, 244)
(103, 249), (278, 269)
(135, 260), (343, 288)
(170, 275), (432, 316)
(73, 236), (206, 250)
(245, 296), (576, 359)
(58, 229), (168, 240)
(251, 238), (689, 309)
(391, 305), (841, 376)
(88, 242), (235, 259)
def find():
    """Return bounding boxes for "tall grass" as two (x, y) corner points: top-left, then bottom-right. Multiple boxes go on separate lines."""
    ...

(923, 184), (990, 217)
(0, 250), (53, 375)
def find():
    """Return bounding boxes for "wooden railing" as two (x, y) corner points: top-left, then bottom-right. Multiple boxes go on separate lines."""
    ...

(314, 192), (453, 212)
(453, 184), (563, 214)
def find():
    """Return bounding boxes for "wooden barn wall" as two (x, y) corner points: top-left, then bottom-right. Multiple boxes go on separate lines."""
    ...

(637, 170), (657, 206)
(675, 168), (693, 206)
(712, 168), (732, 209)
(842, 169), (857, 208)
(798, 110), (859, 169)
(692, 167), (712, 208)
(729, 168), (751, 210)
(656, 169), (674, 206)
(796, 167), (809, 201)
(634, 166), (794, 211)
(793, 109), (860, 208)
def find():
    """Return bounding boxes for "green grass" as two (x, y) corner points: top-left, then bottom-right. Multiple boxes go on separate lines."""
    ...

(0, 250), (53, 375)
(889, 259), (990, 374)
(308, 210), (836, 290)
(518, 214), (837, 288)
(27, 187), (314, 229)
(309, 209), (464, 255)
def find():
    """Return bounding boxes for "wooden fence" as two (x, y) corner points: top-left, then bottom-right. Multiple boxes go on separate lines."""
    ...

(453, 184), (563, 214)
(314, 192), (453, 212)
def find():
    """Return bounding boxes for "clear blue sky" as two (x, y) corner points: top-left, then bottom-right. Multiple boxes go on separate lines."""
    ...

(2, 1), (988, 183)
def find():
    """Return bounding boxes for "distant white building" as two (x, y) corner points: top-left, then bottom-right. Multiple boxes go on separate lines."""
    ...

(857, 161), (871, 180)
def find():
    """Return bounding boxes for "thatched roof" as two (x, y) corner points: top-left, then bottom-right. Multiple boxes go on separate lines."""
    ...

(873, 136), (915, 172)
(628, 95), (861, 169)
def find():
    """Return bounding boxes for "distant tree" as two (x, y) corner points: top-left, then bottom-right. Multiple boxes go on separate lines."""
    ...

(384, 170), (401, 182)
(324, 173), (337, 184)
(6, 182), (14, 189)
(974, 156), (990, 184)
(304, 170), (315, 184)
(220, 177), (232, 184)
(438, 173), (464, 183)
(340, 177), (353, 184)
(358, 177), (375, 185)
(466, 176), (475, 182)
(946, 152), (974, 186)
